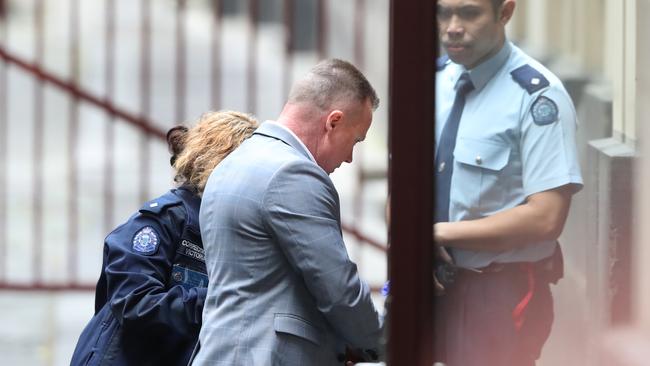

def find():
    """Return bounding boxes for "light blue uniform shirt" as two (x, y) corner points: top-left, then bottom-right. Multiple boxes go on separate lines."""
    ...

(436, 41), (583, 269)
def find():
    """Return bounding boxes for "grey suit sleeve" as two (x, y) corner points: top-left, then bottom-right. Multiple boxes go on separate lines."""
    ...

(262, 160), (383, 354)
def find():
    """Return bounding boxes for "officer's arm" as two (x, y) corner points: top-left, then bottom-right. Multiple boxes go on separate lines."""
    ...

(434, 184), (573, 251)
(105, 211), (206, 337)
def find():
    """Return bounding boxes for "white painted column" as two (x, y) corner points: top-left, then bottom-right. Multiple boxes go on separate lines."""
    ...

(507, 0), (526, 42)
(583, 0), (605, 75)
(604, 0), (625, 138)
(624, 0), (637, 143)
(524, 0), (549, 56)
(634, 0), (650, 331)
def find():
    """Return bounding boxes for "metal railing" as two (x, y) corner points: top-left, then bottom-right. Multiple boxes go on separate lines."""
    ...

(0, 0), (387, 291)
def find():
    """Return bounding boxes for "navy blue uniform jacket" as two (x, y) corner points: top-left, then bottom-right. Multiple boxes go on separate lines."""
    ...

(71, 187), (207, 366)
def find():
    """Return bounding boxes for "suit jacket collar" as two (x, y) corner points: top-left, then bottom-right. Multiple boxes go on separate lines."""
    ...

(254, 121), (316, 163)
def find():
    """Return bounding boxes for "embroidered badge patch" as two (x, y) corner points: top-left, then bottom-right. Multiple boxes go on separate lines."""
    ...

(531, 96), (559, 125)
(180, 239), (205, 262)
(132, 226), (159, 255)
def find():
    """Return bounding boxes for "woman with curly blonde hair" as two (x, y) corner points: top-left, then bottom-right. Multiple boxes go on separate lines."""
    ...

(171, 111), (258, 195)
(71, 111), (258, 366)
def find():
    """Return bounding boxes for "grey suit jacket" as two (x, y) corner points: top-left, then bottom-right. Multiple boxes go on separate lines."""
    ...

(194, 122), (383, 366)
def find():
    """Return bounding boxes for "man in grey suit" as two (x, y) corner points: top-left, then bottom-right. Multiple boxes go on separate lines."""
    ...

(194, 59), (384, 365)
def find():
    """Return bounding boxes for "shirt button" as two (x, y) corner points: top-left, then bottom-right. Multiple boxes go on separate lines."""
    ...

(475, 156), (482, 165)
(438, 161), (446, 172)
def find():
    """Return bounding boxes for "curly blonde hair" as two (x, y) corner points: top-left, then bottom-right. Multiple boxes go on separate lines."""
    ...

(170, 111), (258, 195)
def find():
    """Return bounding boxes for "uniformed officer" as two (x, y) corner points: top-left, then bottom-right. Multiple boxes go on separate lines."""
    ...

(433, 0), (583, 365)
(70, 111), (258, 366)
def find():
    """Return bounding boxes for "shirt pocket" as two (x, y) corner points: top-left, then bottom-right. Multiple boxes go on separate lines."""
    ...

(453, 137), (511, 213)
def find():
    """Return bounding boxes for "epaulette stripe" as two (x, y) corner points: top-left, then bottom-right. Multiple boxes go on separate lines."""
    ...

(510, 64), (549, 94)
(139, 192), (182, 215)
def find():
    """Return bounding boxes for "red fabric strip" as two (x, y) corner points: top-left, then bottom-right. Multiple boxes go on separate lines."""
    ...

(512, 263), (535, 331)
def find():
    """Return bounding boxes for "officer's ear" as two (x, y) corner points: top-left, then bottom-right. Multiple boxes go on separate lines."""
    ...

(499, 0), (516, 25)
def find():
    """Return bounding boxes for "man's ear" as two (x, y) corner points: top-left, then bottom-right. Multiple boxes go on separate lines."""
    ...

(500, 0), (516, 25)
(325, 110), (344, 131)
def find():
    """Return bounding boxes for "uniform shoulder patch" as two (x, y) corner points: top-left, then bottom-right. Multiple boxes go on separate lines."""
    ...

(437, 55), (450, 71)
(132, 226), (160, 255)
(511, 64), (550, 94)
(531, 96), (559, 125)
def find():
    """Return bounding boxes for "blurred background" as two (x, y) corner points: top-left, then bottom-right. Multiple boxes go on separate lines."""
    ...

(0, 1), (390, 364)
(1, 0), (650, 365)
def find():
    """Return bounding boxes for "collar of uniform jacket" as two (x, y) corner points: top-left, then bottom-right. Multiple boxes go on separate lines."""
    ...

(457, 39), (513, 93)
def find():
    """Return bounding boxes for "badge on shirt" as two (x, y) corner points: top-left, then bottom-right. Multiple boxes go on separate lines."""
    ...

(170, 264), (208, 290)
(132, 226), (159, 255)
(531, 96), (559, 126)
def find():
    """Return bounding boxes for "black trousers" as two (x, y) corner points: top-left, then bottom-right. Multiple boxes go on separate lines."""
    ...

(434, 266), (554, 366)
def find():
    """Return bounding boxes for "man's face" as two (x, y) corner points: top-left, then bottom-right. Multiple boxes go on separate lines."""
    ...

(438, 0), (508, 69)
(317, 99), (373, 174)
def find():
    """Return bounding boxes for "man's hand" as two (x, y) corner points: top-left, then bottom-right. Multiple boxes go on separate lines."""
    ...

(343, 347), (366, 365)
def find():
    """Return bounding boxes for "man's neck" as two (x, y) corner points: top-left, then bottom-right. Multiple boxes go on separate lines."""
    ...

(466, 36), (506, 70)
(276, 103), (324, 158)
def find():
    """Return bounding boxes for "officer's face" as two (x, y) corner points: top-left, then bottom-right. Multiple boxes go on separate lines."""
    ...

(438, 0), (514, 69)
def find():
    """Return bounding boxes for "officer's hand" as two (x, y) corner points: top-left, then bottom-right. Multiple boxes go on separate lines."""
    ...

(434, 246), (453, 296)
(433, 272), (445, 296)
(435, 246), (453, 264)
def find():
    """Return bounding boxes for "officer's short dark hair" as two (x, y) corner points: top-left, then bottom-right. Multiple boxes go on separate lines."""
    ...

(490, 0), (505, 15)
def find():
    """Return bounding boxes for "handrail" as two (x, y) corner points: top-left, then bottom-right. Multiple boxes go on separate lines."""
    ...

(341, 223), (386, 252)
(0, 46), (166, 140)
(0, 45), (387, 262)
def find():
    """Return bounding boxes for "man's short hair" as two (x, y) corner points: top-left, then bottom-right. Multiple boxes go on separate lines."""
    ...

(288, 58), (379, 111)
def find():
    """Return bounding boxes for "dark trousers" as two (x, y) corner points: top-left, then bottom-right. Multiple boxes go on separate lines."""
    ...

(434, 265), (554, 366)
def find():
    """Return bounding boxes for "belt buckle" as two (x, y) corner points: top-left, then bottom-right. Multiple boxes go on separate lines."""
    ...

(491, 263), (506, 273)
(465, 267), (483, 274)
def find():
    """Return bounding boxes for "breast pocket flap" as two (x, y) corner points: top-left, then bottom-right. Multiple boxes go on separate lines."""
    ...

(273, 313), (323, 346)
(454, 138), (511, 171)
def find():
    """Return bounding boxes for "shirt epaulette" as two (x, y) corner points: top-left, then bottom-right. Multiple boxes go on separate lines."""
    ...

(510, 64), (549, 94)
(139, 192), (183, 215)
(437, 55), (450, 71)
